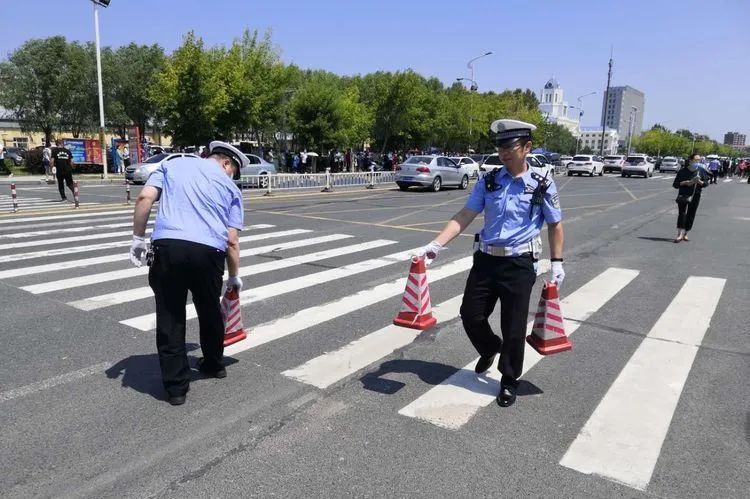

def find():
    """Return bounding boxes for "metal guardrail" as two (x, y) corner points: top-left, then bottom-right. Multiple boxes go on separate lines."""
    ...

(238, 169), (397, 195)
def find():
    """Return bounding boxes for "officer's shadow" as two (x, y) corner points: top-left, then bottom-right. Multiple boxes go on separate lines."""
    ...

(361, 359), (543, 398)
(105, 343), (238, 401)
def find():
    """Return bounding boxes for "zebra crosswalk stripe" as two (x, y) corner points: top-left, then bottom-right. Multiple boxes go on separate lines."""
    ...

(0, 209), (134, 225)
(120, 246), (424, 331)
(398, 267), (640, 429)
(559, 276), (725, 490)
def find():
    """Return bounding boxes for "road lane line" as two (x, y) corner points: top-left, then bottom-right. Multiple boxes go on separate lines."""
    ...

(0, 362), (111, 403)
(398, 267), (640, 430)
(25, 232), (344, 295)
(559, 276), (725, 491)
(0, 215), (132, 232)
(121, 246), (425, 331)
(0, 209), (133, 224)
(65, 235), (380, 307)
(282, 262), (551, 389)
(223, 256), (475, 357)
(0, 227), (297, 264)
(0, 221), (138, 239)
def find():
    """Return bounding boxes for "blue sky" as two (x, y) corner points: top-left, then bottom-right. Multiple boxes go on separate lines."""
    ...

(3, 0), (748, 141)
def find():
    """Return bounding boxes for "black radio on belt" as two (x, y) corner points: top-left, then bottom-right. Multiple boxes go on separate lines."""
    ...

(484, 168), (503, 192)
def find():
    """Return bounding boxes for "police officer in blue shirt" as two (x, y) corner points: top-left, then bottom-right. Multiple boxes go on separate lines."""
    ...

(129, 141), (247, 406)
(417, 119), (565, 407)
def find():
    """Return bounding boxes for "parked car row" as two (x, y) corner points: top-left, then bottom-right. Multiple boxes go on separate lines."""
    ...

(395, 155), (471, 192)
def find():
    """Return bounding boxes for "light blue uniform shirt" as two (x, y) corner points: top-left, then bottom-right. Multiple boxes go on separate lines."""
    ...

(464, 167), (562, 247)
(146, 156), (244, 251)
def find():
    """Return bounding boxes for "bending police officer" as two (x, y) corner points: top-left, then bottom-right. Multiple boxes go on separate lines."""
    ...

(417, 119), (565, 408)
(129, 141), (247, 406)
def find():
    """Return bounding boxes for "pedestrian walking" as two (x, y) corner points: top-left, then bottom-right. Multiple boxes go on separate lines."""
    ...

(42, 143), (52, 180)
(129, 141), (247, 406)
(415, 119), (565, 408)
(708, 157), (720, 184)
(51, 140), (75, 201)
(673, 153), (707, 243)
(300, 150), (308, 173)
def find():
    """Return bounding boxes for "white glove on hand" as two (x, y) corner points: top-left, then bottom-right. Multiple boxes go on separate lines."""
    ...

(550, 261), (565, 287)
(129, 235), (148, 268)
(226, 275), (243, 291)
(417, 241), (443, 266)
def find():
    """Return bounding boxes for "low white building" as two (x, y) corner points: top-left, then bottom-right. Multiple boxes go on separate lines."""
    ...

(578, 127), (619, 155)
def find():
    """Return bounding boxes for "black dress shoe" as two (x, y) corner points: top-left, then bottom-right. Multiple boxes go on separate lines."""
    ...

(497, 385), (517, 407)
(474, 354), (496, 374)
(197, 358), (227, 379)
(168, 394), (186, 406)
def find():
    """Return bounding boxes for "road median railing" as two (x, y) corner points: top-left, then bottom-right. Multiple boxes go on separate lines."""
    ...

(239, 170), (397, 196)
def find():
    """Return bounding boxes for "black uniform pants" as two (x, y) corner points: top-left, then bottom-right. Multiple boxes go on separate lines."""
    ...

(460, 251), (537, 388)
(56, 170), (74, 199)
(676, 194), (701, 232)
(148, 239), (226, 396)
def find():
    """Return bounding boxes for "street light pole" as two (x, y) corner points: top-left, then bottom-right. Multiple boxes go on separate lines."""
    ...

(574, 91), (596, 154)
(465, 51), (492, 138)
(92, 0), (108, 179)
(626, 106), (638, 155)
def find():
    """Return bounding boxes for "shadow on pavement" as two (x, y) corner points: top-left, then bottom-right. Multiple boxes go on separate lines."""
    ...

(637, 236), (678, 243)
(105, 343), (238, 401)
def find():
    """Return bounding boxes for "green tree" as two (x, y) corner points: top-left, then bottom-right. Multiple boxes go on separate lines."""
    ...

(149, 32), (226, 147)
(59, 42), (98, 138)
(289, 72), (344, 151)
(540, 122), (577, 154)
(0, 36), (73, 145)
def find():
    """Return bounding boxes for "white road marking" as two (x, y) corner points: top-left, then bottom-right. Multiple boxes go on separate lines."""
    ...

(121, 246), (425, 331)
(0, 215), (132, 233)
(0, 227), (296, 264)
(224, 256), (476, 357)
(23, 232), (340, 295)
(650, 175), (664, 179)
(0, 209), (134, 225)
(398, 267), (640, 430)
(64, 235), (378, 307)
(723, 179), (733, 183)
(0, 221), (140, 239)
(559, 276), (725, 491)
(282, 261), (550, 389)
(0, 362), (111, 403)
(0, 253), (129, 279)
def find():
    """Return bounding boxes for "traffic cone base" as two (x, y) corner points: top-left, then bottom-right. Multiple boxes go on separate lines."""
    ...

(393, 256), (437, 331)
(223, 329), (247, 347)
(525, 281), (573, 355)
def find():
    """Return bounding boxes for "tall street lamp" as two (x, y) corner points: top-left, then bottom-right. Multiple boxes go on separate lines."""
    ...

(574, 91), (596, 154)
(91, 0), (110, 179)
(465, 51), (492, 138)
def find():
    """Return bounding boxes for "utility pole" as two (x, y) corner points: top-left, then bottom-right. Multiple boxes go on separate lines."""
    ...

(465, 51), (492, 139)
(599, 51), (613, 158)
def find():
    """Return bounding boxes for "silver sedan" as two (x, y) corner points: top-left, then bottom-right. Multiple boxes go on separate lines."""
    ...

(125, 153), (198, 184)
(395, 155), (471, 192)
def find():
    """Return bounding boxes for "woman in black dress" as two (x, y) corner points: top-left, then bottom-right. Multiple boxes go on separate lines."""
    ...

(672, 153), (707, 242)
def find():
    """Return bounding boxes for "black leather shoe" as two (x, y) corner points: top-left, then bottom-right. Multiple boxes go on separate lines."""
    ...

(474, 354), (496, 374)
(168, 394), (186, 406)
(197, 358), (227, 379)
(497, 385), (517, 407)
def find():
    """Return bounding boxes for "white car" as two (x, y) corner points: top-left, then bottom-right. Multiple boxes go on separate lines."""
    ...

(527, 154), (555, 177)
(622, 155), (655, 178)
(602, 155), (626, 173)
(659, 156), (680, 173)
(476, 154), (553, 178)
(125, 153), (199, 184)
(567, 155), (604, 176)
(449, 156), (480, 177)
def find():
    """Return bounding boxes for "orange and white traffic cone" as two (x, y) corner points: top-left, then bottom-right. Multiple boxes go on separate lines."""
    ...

(526, 281), (572, 355)
(220, 286), (247, 347)
(393, 256), (437, 330)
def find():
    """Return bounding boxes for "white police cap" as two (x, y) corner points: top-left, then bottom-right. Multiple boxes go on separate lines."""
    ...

(208, 141), (250, 172)
(490, 119), (537, 146)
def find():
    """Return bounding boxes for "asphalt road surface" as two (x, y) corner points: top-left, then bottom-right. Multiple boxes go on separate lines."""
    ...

(1, 174), (748, 498)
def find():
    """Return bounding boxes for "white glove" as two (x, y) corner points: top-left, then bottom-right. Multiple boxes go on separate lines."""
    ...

(226, 275), (243, 291)
(129, 235), (148, 268)
(550, 261), (565, 288)
(416, 241), (443, 266)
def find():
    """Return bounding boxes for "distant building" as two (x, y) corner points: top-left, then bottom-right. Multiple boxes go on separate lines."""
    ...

(600, 86), (645, 146)
(578, 127), (619, 155)
(723, 131), (746, 148)
(538, 78), (581, 137)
